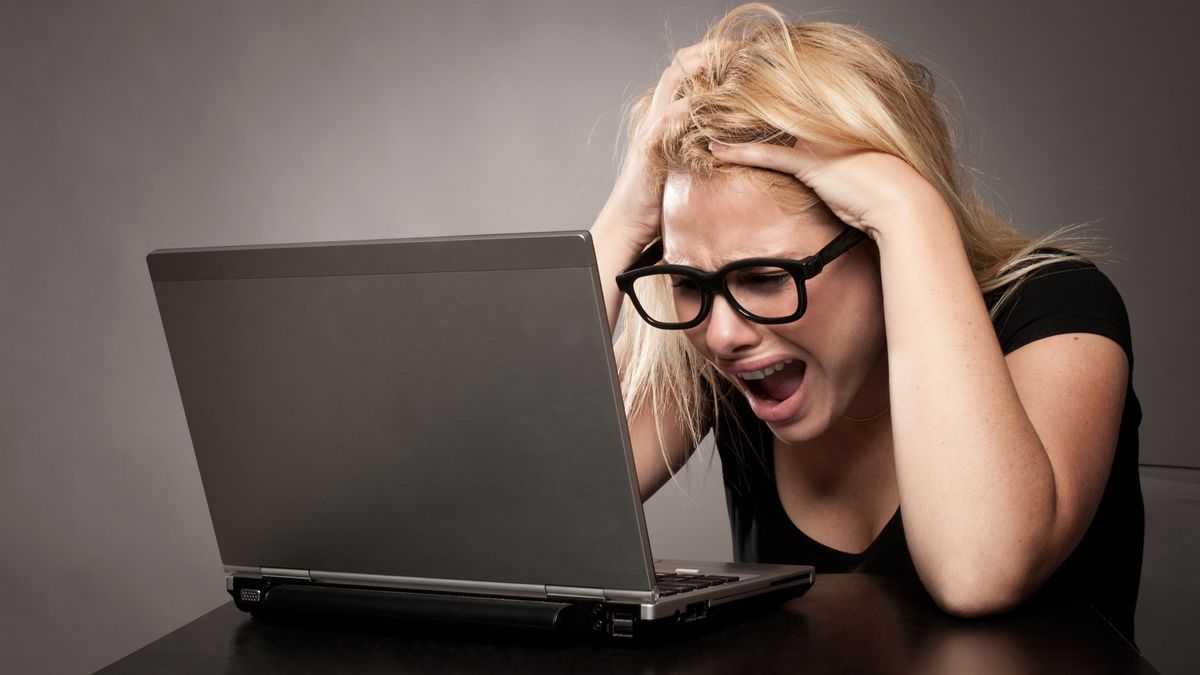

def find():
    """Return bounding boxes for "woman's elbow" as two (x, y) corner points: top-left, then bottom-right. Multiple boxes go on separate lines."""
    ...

(917, 516), (1055, 619)
(923, 562), (1034, 619)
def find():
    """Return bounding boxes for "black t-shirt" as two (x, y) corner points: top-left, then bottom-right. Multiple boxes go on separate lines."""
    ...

(714, 258), (1144, 640)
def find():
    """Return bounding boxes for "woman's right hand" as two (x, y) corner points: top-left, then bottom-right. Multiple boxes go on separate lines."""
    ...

(592, 43), (704, 331)
(602, 43), (705, 246)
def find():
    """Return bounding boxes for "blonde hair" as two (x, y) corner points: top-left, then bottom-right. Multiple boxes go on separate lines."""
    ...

(616, 3), (1095, 462)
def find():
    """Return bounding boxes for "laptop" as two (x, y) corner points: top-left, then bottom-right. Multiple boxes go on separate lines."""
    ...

(147, 230), (814, 638)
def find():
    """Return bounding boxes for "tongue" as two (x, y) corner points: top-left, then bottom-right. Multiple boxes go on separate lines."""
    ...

(759, 362), (805, 402)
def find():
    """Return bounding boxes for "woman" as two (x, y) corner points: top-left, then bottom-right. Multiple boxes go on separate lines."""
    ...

(590, 3), (1143, 639)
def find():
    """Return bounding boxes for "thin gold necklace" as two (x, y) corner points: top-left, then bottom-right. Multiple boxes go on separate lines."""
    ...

(844, 406), (890, 423)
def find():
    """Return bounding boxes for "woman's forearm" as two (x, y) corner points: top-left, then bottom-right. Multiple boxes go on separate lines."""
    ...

(590, 202), (652, 335)
(874, 191), (1057, 614)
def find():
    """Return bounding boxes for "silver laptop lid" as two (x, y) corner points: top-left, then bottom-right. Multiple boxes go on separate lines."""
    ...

(148, 231), (655, 593)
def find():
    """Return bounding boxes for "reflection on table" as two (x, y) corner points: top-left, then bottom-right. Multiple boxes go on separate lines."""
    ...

(99, 573), (1158, 675)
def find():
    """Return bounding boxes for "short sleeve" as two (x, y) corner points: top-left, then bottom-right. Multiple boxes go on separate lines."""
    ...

(986, 259), (1133, 366)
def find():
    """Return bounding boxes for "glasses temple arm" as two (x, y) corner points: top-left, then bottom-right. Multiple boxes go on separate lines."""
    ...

(808, 228), (866, 274)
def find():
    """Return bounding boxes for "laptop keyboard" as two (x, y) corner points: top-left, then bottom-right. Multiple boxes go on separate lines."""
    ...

(654, 572), (740, 596)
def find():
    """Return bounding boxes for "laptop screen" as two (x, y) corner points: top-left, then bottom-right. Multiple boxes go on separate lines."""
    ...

(148, 232), (655, 592)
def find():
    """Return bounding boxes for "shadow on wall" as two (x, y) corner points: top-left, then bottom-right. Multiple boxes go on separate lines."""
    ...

(1137, 467), (1200, 675)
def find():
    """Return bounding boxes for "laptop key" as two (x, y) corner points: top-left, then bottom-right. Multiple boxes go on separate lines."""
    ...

(654, 572), (742, 597)
(657, 573), (738, 585)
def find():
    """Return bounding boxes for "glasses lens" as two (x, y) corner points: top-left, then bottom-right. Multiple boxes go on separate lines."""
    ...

(725, 266), (801, 320)
(630, 272), (701, 325)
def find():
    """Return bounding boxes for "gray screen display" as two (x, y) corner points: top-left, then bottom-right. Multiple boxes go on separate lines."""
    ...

(150, 233), (654, 592)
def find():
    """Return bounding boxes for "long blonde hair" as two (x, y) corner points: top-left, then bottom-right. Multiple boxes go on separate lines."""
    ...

(617, 3), (1092, 464)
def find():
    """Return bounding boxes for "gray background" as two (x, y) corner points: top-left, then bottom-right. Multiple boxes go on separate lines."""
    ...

(1, 1), (1196, 673)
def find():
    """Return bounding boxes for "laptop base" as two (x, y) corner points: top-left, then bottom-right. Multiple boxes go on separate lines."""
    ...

(231, 574), (813, 640)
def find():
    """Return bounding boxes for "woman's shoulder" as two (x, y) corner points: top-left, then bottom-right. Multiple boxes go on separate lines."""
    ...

(984, 252), (1133, 363)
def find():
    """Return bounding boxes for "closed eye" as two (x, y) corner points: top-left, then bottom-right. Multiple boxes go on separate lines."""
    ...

(733, 271), (792, 289)
(670, 277), (701, 292)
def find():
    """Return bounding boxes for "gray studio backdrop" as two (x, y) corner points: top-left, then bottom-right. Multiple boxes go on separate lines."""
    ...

(2, 1), (1197, 673)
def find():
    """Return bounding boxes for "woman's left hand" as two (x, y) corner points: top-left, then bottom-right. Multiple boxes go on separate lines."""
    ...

(707, 139), (950, 240)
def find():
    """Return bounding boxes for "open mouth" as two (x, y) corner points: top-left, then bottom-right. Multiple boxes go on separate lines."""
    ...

(736, 359), (807, 405)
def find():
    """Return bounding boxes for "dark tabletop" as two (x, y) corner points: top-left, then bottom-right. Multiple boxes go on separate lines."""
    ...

(98, 574), (1157, 674)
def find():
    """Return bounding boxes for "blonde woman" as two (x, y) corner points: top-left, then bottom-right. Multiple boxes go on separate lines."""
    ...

(591, 3), (1142, 639)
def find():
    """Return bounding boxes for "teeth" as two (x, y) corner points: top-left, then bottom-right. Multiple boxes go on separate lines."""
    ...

(736, 359), (793, 381)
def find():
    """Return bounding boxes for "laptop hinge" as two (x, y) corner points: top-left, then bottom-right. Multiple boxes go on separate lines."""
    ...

(545, 585), (606, 601)
(261, 567), (312, 581)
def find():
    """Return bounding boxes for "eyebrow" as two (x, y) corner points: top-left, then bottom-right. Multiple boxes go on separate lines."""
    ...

(663, 249), (806, 268)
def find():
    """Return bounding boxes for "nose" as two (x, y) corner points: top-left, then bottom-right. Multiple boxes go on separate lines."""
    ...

(699, 295), (762, 358)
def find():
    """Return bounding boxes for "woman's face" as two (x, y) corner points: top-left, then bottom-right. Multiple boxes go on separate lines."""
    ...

(661, 171), (888, 443)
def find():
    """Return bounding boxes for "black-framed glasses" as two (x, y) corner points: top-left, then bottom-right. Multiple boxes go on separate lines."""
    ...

(615, 227), (866, 330)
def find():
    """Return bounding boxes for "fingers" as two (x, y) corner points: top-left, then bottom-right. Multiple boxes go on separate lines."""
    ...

(636, 44), (703, 143)
(657, 96), (691, 128)
(708, 140), (823, 181)
(649, 43), (705, 117)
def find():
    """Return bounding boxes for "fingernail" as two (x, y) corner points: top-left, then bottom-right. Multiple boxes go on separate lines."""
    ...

(708, 141), (727, 152)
